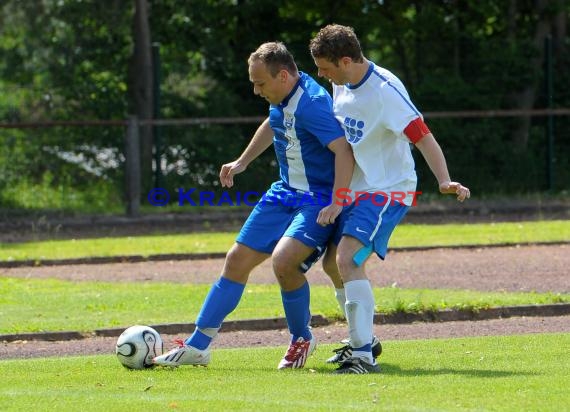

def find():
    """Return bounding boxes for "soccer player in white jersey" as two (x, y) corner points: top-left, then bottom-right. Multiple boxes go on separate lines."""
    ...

(309, 24), (471, 374)
(153, 42), (354, 370)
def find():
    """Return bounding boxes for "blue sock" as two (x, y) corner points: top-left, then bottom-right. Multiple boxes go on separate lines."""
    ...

(186, 329), (212, 351)
(353, 343), (372, 352)
(281, 282), (312, 342)
(186, 277), (245, 350)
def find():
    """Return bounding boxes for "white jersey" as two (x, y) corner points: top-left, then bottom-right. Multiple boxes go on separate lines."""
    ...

(332, 61), (421, 206)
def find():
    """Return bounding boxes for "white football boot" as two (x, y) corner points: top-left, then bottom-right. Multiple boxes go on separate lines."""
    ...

(152, 339), (210, 366)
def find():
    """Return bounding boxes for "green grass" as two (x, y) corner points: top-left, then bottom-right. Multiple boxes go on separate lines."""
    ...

(0, 172), (124, 214)
(0, 277), (567, 334)
(391, 220), (569, 247)
(1, 334), (568, 411)
(1, 220), (568, 262)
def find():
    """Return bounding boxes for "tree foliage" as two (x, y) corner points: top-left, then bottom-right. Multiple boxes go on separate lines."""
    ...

(0, 0), (568, 212)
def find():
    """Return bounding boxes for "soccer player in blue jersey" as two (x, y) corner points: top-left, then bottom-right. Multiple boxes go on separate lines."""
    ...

(309, 24), (470, 374)
(153, 41), (354, 369)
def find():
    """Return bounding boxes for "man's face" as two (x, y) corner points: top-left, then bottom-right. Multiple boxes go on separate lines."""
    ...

(313, 57), (347, 85)
(249, 60), (285, 105)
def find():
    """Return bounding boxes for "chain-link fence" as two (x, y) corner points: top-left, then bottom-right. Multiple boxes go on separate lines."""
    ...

(1, 109), (568, 217)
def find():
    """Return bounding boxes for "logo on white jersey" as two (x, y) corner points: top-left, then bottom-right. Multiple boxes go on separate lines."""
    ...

(284, 134), (296, 151)
(343, 117), (364, 144)
(284, 112), (295, 130)
(283, 112), (296, 150)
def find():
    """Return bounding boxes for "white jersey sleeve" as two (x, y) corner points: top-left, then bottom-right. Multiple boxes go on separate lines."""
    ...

(377, 76), (422, 143)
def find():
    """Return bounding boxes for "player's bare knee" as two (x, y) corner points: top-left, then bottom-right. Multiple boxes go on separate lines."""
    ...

(273, 270), (287, 287)
(224, 244), (242, 267)
(272, 251), (299, 277)
(221, 244), (262, 283)
(336, 249), (357, 277)
(322, 251), (338, 277)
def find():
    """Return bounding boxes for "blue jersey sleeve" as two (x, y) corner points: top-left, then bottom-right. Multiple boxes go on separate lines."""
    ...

(299, 94), (345, 147)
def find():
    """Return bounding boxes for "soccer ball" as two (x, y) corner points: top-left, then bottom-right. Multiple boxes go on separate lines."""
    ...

(115, 325), (163, 370)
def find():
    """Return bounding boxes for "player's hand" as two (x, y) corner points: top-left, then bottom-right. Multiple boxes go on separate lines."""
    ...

(219, 160), (246, 188)
(439, 181), (471, 202)
(317, 203), (343, 226)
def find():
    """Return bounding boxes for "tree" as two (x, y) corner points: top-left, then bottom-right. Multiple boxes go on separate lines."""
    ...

(1, 0), (568, 208)
(506, 0), (567, 151)
(129, 0), (154, 192)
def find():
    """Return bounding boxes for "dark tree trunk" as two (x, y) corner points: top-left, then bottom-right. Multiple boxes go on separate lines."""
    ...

(509, 0), (552, 151)
(128, 0), (154, 194)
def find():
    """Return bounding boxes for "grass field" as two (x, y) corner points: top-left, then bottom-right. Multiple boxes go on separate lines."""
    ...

(1, 334), (568, 411)
(0, 220), (568, 261)
(0, 278), (568, 334)
(1, 219), (568, 411)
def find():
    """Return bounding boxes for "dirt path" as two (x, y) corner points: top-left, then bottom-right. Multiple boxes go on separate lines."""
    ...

(4, 244), (569, 293)
(3, 316), (569, 360)
(1, 243), (569, 360)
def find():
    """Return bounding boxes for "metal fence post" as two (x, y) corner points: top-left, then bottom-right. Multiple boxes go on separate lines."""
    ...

(125, 115), (141, 217)
(544, 35), (554, 191)
(152, 42), (163, 189)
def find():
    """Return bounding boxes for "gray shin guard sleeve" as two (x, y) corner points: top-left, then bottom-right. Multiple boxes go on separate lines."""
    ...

(198, 327), (219, 339)
(345, 300), (372, 348)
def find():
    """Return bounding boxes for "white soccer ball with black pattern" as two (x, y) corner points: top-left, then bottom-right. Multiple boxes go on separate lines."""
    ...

(115, 325), (163, 370)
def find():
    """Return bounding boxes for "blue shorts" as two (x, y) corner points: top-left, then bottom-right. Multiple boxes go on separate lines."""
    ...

(237, 182), (335, 254)
(333, 192), (409, 263)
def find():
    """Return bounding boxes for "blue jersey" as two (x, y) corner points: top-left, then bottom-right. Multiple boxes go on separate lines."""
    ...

(268, 72), (345, 196)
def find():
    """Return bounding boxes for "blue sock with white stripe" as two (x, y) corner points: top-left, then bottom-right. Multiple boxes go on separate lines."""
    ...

(281, 281), (312, 342)
(186, 276), (245, 350)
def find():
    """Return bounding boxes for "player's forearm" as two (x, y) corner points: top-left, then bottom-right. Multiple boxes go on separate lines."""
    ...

(237, 118), (274, 167)
(331, 145), (355, 204)
(415, 134), (451, 185)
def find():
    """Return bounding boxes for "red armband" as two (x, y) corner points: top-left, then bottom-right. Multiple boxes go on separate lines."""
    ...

(404, 117), (431, 144)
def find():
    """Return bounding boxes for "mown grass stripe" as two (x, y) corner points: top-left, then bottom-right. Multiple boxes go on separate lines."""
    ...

(0, 240), (567, 268)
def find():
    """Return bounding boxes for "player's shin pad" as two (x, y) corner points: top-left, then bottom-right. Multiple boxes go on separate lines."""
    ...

(345, 300), (374, 349)
(197, 327), (219, 340)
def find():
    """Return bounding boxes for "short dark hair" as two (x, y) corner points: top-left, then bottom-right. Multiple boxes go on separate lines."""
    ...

(248, 42), (298, 77)
(309, 24), (364, 64)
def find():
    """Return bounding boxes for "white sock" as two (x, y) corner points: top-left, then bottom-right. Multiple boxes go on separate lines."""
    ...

(344, 279), (375, 364)
(335, 288), (347, 319)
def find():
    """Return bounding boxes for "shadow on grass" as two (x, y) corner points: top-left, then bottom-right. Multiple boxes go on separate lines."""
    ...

(308, 363), (538, 378)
